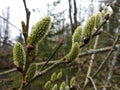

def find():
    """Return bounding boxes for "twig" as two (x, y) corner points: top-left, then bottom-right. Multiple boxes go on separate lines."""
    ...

(23, 0), (30, 37)
(40, 37), (64, 71)
(0, 15), (21, 32)
(83, 35), (99, 89)
(87, 76), (97, 90)
(0, 68), (16, 75)
(92, 34), (120, 78)
(25, 57), (67, 87)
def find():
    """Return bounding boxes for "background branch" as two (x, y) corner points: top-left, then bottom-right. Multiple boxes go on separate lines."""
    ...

(83, 35), (99, 89)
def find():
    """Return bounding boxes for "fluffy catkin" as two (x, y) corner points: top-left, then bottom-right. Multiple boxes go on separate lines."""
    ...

(27, 16), (51, 47)
(66, 42), (79, 61)
(72, 26), (82, 44)
(82, 15), (96, 38)
(13, 42), (25, 69)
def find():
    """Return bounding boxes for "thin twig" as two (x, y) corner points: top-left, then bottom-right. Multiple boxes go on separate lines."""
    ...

(0, 68), (16, 75)
(87, 76), (97, 90)
(83, 35), (99, 89)
(25, 57), (66, 87)
(23, 0), (30, 37)
(40, 37), (64, 71)
(92, 34), (120, 78)
(0, 15), (21, 32)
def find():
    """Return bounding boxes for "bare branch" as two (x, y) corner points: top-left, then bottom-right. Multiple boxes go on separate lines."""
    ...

(92, 34), (120, 78)
(83, 35), (99, 89)
(87, 76), (97, 90)
(0, 15), (21, 32)
(0, 68), (16, 75)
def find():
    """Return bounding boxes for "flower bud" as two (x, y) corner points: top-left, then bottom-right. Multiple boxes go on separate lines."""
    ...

(59, 82), (65, 90)
(72, 26), (82, 44)
(44, 81), (51, 89)
(70, 77), (76, 88)
(65, 85), (70, 90)
(50, 72), (57, 82)
(66, 42), (79, 61)
(27, 16), (51, 47)
(51, 84), (58, 90)
(94, 12), (102, 28)
(82, 15), (95, 38)
(13, 42), (25, 70)
(57, 71), (62, 80)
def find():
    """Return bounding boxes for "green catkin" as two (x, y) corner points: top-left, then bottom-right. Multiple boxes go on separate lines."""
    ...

(72, 26), (82, 44)
(70, 77), (76, 88)
(50, 72), (57, 82)
(51, 84), (58, 90)
(94, 12), (102, 29)
(59, 82), (65, 90)
(13, 42), (25, 69)
(57, 71), (62, 80)
(82, 15), (96, 38)
(25, 64), (36, 82)
(44, 81), (51, 89)
(27, 16), (51, 47)
(66, 42), (79, 61)
(65, 85), (70, 90)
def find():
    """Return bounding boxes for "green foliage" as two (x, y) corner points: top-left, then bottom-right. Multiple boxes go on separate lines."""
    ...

(66, 42), (79, 61)
(25, 63), (36, 82)
(72, 26), (82, 44)
(27, 16), (51, 47)
(13, 42), (25, 69)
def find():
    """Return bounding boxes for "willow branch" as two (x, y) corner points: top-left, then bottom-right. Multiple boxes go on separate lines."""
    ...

(23, 0), (30, 37)
(25, 57), (67, 87)
(1, 44), (120, 76)
(0, 68), (16, 75)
